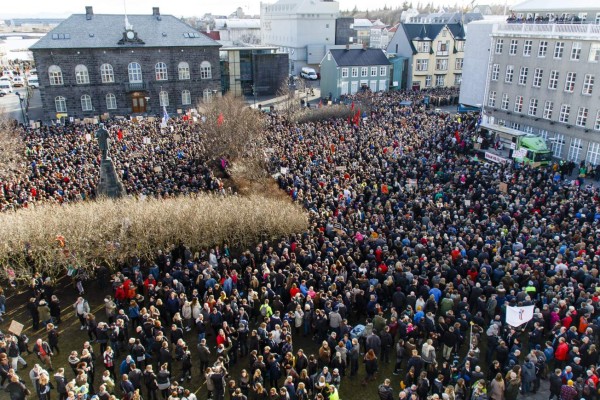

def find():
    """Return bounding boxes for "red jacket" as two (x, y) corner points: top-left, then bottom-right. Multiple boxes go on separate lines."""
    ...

(555, 342), (569, 361)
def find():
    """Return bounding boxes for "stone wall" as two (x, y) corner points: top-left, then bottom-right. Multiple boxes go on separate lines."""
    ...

(32, 45), (221, 120)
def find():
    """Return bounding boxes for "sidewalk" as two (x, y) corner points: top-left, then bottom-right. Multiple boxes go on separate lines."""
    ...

(244, 87), (322, 110)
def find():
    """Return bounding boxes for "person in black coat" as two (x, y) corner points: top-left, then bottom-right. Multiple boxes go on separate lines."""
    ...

(27, 298), (40, 330)
(47, 324), (60, 354)
(54, 369), (68, 400)
(6, 374), (29, 400)
(549, 368), (563, 400)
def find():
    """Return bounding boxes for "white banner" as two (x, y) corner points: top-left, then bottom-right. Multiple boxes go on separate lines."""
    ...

(506, 305), (534, 327)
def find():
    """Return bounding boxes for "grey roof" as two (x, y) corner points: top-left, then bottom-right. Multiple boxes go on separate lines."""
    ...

(30, 14), (220, 50)
(328, 48), (391, 66)
(401, 22), (466, 53)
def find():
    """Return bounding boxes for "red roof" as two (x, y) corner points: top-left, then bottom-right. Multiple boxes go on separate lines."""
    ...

(202, 31), (221, 40)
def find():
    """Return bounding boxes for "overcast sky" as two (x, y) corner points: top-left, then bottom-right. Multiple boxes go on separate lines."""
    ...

(2, 0), (516, 19)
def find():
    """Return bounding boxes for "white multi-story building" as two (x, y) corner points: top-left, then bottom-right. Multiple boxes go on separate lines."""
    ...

(477, 0), (600, 163)
(260, 0), (339, 74)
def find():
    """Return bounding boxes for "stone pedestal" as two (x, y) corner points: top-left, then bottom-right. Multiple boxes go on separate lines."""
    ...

(97, 158), (126, 198)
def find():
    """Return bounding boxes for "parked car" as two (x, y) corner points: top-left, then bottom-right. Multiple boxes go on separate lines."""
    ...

(12, 76), (24, 87)
(0, 80), (13, 94)
(300, 67), (318, 80)
(27, 76), (39, 88)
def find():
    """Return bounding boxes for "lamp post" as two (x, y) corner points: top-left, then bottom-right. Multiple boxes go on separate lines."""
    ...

(15, 92), (28, 125)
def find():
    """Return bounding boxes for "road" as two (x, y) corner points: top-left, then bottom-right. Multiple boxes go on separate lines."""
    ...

(0, 86), (43, 124)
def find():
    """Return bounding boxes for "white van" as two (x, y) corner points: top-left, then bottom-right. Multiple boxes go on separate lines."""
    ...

(0, 80), (13, 95)
(27, 76), (39, 88)
(300, 67), (318, 80)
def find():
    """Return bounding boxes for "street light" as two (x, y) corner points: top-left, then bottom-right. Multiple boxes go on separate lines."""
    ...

(15, 92), (28, 125)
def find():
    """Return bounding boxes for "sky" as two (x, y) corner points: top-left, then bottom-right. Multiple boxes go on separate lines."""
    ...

(1, 0), (517, 19)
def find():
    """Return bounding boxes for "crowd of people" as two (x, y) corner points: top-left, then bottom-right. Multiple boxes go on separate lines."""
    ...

(0, 116), (225, 212)
(2, 87), (600, 400)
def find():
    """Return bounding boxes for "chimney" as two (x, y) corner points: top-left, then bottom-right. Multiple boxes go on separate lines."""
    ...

(153, 7), (161, 20)
(85, 6), (93, 20)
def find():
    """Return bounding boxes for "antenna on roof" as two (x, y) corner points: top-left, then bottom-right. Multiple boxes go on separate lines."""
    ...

(124, 0), (133, 30)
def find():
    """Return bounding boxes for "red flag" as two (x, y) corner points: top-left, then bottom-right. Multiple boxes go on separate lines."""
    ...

(217, 113), (224, 126)
(353, 109), (361, 126)
(117, 129), (123, 141)
(350, 101), (355, 110)
(454, 130), (461, 144)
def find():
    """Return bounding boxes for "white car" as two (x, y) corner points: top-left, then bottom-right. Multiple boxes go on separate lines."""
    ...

(27, 76), (39, 88)
(12, 76), (24, 87)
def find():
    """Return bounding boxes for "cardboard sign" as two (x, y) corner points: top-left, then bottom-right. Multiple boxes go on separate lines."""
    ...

(147, 117), (156, 122)
(512, 149), (527, 159)
(407, 178), (418, 187)
(280, 167), (288, 175)
(8, 320), (24, 336)
(173, 134), (181, 141)
(335, 166), (346, 172)
(153, 166), (162, 173)
(499, 182), (508, 193)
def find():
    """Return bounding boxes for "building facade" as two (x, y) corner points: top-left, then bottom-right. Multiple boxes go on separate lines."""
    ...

(220, 46), (288, 97)
(319, 48), (391, 100)
(260, 0), (339, 74)
(387, 22), (466, 90)
(484, 21), (600, 163)
(458, 20), (495, 107)
(30, 7), (221, 120)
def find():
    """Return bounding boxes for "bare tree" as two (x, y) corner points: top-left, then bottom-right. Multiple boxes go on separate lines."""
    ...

(276, 80), (302, 122)
(199, 93), (266, 162)
(0, 112), (25, 180)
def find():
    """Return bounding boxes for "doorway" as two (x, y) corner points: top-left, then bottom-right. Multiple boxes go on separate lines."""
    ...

(131, 92), (147, 113)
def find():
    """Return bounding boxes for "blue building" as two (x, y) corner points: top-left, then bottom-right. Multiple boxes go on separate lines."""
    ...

(319, 48), (391, 100)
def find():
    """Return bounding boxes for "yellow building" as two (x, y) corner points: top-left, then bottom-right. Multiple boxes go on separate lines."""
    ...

(387, 23), (466, 90)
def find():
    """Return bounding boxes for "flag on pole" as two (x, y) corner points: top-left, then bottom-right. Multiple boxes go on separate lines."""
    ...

(506, 305), (534, 327)
(161, 106), (169, 128)
(117, 129), (123, 141)
(217, 113), (224, 126)
(353, 109), (361, 126)
(350, 101), (355, 111)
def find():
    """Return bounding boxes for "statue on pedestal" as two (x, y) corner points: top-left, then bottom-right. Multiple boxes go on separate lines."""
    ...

(95, 124), (126, 198)
(95, 124), (110, 160)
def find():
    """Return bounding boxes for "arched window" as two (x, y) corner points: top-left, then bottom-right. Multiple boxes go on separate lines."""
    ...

(106, 93), (117, 110)
(155, 62), (168, 81)
(75, 65), (89, 84)
(128, 62), (142, 83)
(100, 64), (114, 83)
(55, 96), (67, 112)
(200, 61), (212, 79)
(159, 90), (169, 107)
(48, 65), (63, 85)
(81, 94), (93, 111)
(181, 90), (191, 105)
(178, 61), (190, 80)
